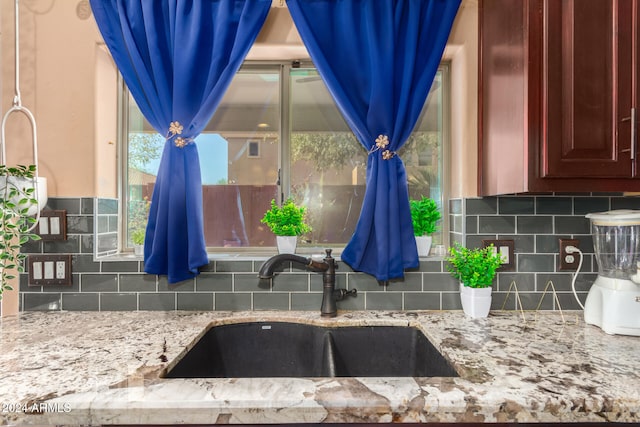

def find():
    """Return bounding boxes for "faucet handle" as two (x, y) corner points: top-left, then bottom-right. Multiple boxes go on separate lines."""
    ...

(324, 248), (333, 258)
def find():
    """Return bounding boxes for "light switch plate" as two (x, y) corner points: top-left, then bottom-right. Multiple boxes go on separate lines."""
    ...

(28, 254), (72, 287)
(482, 239), (515, 272)
(36, 210), (67, 241)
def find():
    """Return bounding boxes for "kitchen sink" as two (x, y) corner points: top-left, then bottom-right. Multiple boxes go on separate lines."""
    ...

(163, 322), (458, 378)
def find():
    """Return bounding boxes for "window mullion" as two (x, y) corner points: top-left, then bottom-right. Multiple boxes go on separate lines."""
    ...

(280, 63), (292, 204)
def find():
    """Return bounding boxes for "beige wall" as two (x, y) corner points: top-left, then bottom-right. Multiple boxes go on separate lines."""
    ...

(0, 0), (479, 198)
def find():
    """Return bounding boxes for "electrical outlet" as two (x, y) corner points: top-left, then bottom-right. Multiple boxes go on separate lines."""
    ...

(559, 239), (580, 270)
(28, 254), (72, 287)
(56, 261), (66, 279)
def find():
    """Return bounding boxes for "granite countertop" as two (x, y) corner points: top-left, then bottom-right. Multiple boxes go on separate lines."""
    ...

(0, 310), (638, 426)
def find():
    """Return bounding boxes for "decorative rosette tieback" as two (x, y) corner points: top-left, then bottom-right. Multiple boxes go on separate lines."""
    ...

(368, 134), (396, 160)
(167, 121), (194, 148)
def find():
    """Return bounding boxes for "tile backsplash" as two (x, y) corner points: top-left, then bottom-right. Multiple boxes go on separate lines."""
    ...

(18, 194), (640, 312)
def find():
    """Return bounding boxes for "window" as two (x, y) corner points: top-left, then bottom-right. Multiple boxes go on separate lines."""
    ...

(123, 62), (448, 252)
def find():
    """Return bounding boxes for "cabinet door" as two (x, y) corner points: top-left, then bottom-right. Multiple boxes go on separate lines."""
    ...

(543, 0), (634, 178)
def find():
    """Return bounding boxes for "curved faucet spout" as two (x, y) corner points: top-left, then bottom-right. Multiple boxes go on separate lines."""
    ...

(257, 249), (356, 317)
(258, 253), (328, 279)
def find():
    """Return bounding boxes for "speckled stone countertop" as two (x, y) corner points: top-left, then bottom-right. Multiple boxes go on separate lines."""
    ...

(0, 310), (638, 426)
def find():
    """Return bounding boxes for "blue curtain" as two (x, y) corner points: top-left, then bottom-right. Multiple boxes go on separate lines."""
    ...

(90, 0), (270, 283)
(287, 0), (460, 281)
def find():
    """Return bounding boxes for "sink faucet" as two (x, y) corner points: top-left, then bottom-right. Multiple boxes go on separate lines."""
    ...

(258, 248), (356, 317)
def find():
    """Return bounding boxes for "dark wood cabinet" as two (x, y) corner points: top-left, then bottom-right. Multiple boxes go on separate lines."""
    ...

(479, 0), (640, 195)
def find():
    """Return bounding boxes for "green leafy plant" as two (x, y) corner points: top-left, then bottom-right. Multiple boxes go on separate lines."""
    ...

(261, 198), (311, 236)
(0, 165), (42, 300)
(446, 243), (502, 289)
(410, 196), (441, 236)
(128, 196), (150, 248)
(131, 228), (146, 246)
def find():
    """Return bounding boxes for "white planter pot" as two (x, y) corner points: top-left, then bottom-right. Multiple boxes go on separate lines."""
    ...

(459, 283), (492, 318)
(276, 235), (297, 254)
(415, 235), (432, 257)
(134, 244), (144, 256)
(0, 176), (47, 216)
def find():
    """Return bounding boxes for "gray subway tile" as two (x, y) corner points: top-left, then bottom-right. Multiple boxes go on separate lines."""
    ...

(497, 273), (535, 292)
(43, 236), (81, 253)
(536, 235), (568, 253)
(216, 260), (253, 273)
(365, 292), (402, 310)
(465, 234), (498, 249)
(517, 254), (555, 272)
(102, 261), (141, 273)
(100, 293), (138, 311)
(96, 233), (118, 253)
(611, 196), (640, 210)
(517, 216), (553, 234)
(464, 215), (477, 234)
(554, 216), (591, 234)
(81, 274), (118, 292)
(418, 260), (443, 273)
(395, 273), (422, 291)
(235, 273), (267, 292)
(498, 234), (534, 253)
(499, 196), (534, 214)
(424, 273), (458, 292)
(196, 273), (232, 292)
(557, 292), (588, 311)
(441, 292), (462, 310)
(120, 274), (156, 292)
(466, 197), (497, 215)
(404, 292), (440, 310)
(177, 293), (213, 310)
(215, 293), (252, 311)
(269, 273), (310, 292)
(72, 254), (100, 273)
(23, 293), (61, 311)
(40, 275), (80, 293)
(97, 198), (118, 215)
(81, 235), (94, 254)
(139, 293), (176, 310)
(158, 276), (194, 292)
(254, 292), (290, 310)
(449, 198), (462, 214)
(81, 198), (95, 214)
(311, 274), (346, 292)
(574, 197), (609, 215)
(47, 198), (81, 214)
(535, 197), (572, 215)
(347, 273), (384, 291)
(452, 214), (463, 233)
(478, 216), (516, 233)
(67, 215), (94, 234)
(291, 292), (323, 311)
(62, 293), (99, 311)
(337, 293), (365, 310)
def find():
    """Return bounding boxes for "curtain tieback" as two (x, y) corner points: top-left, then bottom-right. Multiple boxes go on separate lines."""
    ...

(368, 134), (396, 160)
(167, 121), (194, 148)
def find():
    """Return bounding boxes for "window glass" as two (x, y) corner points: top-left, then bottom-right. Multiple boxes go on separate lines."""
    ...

(124, 64), (446, 251)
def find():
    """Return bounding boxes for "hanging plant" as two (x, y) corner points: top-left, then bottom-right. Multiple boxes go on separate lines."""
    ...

(0, 165), (41, 300)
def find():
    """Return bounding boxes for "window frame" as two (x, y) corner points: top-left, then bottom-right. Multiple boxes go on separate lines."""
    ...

(118, 61), (450, 255)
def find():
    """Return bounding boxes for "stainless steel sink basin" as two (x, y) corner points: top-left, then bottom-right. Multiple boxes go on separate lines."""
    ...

(163, 322), (458, 378)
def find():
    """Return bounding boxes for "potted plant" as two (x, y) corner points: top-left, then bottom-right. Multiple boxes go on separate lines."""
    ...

(129, 196), (150, 256)
(0, 165), (42, 300)
(410, 196), (441, 257)
(131, 228), (146, 256)
(446, 243), (503, 318)
(261, 198), (311, 253)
